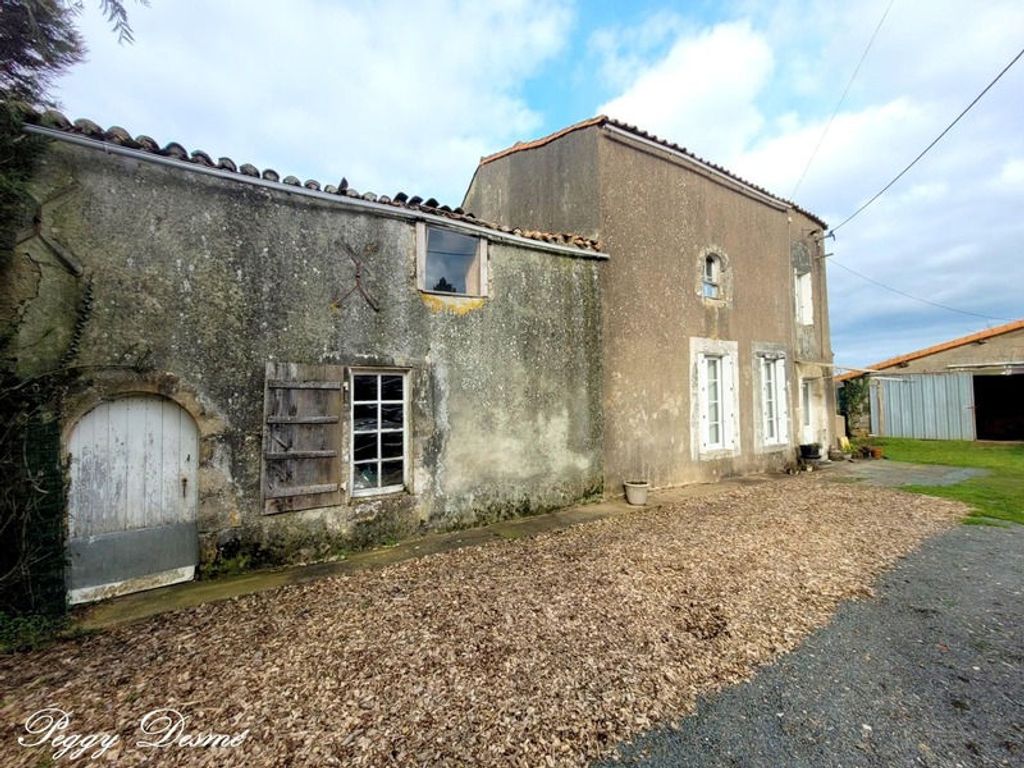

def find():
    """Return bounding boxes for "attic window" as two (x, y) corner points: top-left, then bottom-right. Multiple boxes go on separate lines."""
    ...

(703, 255), (721, 298)
(417, 224), (488, 297)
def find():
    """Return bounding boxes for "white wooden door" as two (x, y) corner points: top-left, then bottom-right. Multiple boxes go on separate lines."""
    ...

(800, 379), (815, 445)
(67, 396), (199, 604)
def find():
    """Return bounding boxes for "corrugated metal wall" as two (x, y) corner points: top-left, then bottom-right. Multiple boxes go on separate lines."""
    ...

(869, 373), (976, 439)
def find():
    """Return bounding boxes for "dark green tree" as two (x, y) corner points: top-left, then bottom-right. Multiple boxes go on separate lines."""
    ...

(0, 0), (142, 643)
(433, 276), (457, 293)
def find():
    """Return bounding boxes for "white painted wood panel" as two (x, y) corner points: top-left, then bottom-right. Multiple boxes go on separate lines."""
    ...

(68, 395), (198, 537)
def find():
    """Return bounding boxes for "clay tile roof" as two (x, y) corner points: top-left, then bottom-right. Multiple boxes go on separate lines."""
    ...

(160, 141), (188, 160)
(104, 126), (132, 145)
(135, 134), (158, 151)
(834, 318), (1024, 382)
(17, 106), (602, 254)
(479, 115), (826, 229)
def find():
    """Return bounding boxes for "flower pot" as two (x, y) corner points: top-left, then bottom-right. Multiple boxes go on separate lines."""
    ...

(869, 446), (884, 459)
(624, 480), (650, 506)
(799, 443), (822, 460)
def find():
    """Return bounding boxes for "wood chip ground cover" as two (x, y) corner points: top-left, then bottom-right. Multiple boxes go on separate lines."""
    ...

(1, 477), (965, 766)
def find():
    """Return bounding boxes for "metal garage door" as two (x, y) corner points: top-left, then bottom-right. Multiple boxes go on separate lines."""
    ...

(869, 373), (975, 440)
(67, 395), (199, 604)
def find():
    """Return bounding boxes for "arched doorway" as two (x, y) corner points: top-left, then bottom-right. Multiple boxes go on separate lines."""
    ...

(67, 395), (199, 604)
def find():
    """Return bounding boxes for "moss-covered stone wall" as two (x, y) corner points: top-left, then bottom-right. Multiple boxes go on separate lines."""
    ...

(1, 140), (604, 569)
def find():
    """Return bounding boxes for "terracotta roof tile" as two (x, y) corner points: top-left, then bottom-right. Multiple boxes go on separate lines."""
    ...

(480, 115), (827, 229)
(19, 106), (602, 254)
(834, 318), (1024, 382)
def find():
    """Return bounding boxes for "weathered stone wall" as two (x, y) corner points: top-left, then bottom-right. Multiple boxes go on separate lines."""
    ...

(1, 140), (604, 567)
(465, 123), (835, 491)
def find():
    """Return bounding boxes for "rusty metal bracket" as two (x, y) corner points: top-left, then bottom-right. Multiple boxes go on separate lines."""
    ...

(331, 241), (381, 313)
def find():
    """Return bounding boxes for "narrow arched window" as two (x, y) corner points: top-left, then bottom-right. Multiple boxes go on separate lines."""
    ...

(703, 254), (721, 298)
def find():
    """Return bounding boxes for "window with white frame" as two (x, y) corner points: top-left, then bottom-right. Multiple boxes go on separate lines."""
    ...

(795, 270), (814, 325)
(417, 223), (487, 297)
(695, 349), (738, 454)
(351, 371), (407, 496)
(706, 355), (724, 447)
(759, 355), (789, 445)
(703, 254), (721, 298)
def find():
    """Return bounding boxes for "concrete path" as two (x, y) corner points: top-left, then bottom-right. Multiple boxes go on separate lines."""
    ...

(828, 459), (988, 488)
(74, 475), (769, 630)
(600, 522), (1024, 768)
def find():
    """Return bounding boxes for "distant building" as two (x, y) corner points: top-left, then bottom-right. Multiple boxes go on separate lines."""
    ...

(836, 320), (1024, 441)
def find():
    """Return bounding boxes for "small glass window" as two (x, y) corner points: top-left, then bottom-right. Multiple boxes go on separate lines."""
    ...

(763, 359), (777, 440)
(351, 371), (407, 496)
(703, 255), (720, 298)
(706, 356), (723, 447)
(424, 227), (482, 295)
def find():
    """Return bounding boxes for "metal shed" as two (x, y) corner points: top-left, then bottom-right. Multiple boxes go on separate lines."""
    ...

(868, 373), (976, 440)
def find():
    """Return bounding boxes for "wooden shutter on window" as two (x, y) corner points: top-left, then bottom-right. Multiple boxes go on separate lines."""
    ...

(262, 362), (346, 514)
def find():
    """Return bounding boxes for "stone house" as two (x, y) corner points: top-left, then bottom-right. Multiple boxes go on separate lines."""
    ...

(3, 109), (832, 604)
(465, 116), (835, 490)
(836, 319), (1024, 440)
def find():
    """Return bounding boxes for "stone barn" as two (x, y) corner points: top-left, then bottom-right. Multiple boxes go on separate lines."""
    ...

(3, 109), (605, 603)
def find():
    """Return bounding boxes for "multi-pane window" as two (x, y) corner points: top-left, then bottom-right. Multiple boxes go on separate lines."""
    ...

(760, 356), (788, 445)
(351, 371), (407, 496)
(694, 341), (738, 456)
(763, 359), (777, 440)
(703, 255), (721, 298)
(705, 355), (724, 447)
(419, 224), (487, 296)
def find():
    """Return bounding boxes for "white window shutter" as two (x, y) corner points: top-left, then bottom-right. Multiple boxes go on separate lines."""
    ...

(724, 355), (737, 449)
(697, 353), (709, 449)
(760, 358), (770, 439)
(777, 359), (790, 443)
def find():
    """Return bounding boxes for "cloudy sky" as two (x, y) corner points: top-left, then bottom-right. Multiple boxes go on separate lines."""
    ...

(55, 0), (1023, 369)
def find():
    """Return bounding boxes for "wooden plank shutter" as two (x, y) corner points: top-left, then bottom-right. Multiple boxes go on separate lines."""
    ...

(262, 362), (346, 514)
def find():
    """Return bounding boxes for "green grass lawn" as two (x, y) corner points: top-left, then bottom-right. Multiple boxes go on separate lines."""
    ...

(867, 438), (1024, 525)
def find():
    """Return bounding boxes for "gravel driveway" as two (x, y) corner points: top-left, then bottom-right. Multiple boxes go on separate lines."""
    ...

(602, 522), (1024, 768)
(1, 477), (965, 767)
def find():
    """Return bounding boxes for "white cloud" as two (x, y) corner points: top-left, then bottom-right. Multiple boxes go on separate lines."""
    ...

(597, 21), (774, 161)
(999, 158), (1024, 187)
(55, 0), (573, 205)
(50, 0), (1024, 368)
(594, 1), (1024, 367)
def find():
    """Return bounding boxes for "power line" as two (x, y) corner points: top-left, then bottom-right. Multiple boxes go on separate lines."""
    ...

(790, 0), (895, 198)
(830, 44), (1024, 234)
(829, 257), (1015, 321)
